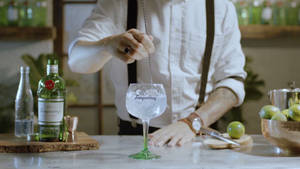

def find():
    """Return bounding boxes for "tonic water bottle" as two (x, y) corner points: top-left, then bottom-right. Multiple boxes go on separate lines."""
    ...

(15, 66), (34, 138)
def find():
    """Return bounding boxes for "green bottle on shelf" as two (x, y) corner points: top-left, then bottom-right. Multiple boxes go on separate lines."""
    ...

(261, 0), (273, 24)
(18, 0), (34, 27)
(236, 0), (250, 25)
(33, 0), (47, 26)
(272, 0), (287, 25)
(249, 0), (263, 24)
(7, 0), (18, 26)
(37, 58), (66, 142)
(0, 0), (8, 26)
(286, 0), (299, 25)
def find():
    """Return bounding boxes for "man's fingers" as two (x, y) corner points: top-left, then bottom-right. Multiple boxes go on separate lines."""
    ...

(116, 50), (135, 63)
(128, 29), (155, 54)
(178, 134), (194, 146)
(167, 134), (182, 147)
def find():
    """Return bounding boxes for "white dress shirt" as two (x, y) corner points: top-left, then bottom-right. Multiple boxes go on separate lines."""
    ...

(68, 0), (247, 128)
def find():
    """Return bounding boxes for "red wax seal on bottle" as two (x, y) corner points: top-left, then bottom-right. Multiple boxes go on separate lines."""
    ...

(45, 80), (55, 90)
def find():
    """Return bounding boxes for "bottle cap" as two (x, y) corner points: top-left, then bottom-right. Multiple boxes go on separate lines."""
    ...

(47, 58), (59, 65)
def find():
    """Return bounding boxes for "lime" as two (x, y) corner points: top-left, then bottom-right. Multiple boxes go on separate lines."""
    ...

(289, 104), (300, 121)
(227, 121), (245, 139)
(281, 109), (290, 119)
(271, 113), (287, 121)
(259, 105), (280, 119)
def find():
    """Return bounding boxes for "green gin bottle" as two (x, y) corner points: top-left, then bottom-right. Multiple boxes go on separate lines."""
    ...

(261, 0), (273, 24)
(0, 0), (8, 26)
(249, 0), (263, 24)
(7, 0), (18, 26)
(286, 0), (298, 25)
(37, 59), (65, 142)
(236, 0), (250, 25)
(272, 0), (287, 25)
(18, 0), (34, 27)
(33, 0), (47, 26)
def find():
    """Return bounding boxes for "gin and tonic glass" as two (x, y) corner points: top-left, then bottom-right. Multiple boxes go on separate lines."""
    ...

(126, 83), (167, 160)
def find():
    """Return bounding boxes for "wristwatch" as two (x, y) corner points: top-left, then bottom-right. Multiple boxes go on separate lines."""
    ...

(192, 117), (202, 135)
(180, 112), (204, 135)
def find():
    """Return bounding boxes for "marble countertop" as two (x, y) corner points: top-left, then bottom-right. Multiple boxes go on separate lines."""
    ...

(0, 135), (299, 169)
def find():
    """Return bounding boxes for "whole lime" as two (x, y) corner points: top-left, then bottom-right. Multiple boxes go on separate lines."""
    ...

(259, 105), (280, 119)
(271, 113), (287, 121)
(289, 104), (300, 121)
(281, 109), (290, 119)
(227, 121), (245, 139)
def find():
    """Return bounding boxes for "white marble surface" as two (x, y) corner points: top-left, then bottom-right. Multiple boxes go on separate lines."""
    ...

(0, 135), (300, 169)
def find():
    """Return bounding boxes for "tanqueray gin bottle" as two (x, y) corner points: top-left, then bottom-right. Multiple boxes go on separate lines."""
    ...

(37, 58), (65, 142)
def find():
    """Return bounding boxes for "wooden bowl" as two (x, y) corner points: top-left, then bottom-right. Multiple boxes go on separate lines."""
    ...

(261, 119), (300, 153)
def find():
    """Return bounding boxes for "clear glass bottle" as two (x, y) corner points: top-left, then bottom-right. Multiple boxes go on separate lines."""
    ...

(0, 0), (8, 26)
(33, 0), (47, 26)
(286, 0), (299, 25)
(18, 0), (34, 27)
(15, 66), (34, 138)
(37, 59), (65, 142)
(261, 0), (273, 24)
(272, 0), (287, 25)
(249, 0), (263, 24)
(7, 0), (18, 26)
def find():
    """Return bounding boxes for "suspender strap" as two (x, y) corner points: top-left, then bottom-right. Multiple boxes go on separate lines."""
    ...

(198, 0), (215, 107)
(127, 0), (138, 85)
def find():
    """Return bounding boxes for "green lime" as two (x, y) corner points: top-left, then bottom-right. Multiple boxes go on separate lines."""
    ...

(259, 105), (280, 119)
(289, 104), (300, 121)
(227, 121), (245, 139)
(281, 109), (290, 118)
(271, 113), (287, 121)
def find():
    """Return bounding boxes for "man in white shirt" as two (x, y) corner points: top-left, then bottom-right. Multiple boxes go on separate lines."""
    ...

(68, 0), (246, 146)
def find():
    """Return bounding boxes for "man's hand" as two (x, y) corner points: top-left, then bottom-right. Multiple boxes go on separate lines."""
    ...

(111, 29), (155, 63)
(149, 121), (195, 147)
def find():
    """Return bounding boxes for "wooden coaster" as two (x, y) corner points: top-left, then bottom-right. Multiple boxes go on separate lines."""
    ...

(0, 132), (99, 153)
(203, 133), (253, 149)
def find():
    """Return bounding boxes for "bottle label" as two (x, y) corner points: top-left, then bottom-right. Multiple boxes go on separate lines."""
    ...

(38, 98), (64, 125)
(7, 7), (18, 21)
(262, 7), (272, 21)
(47, 65), (58, 74)
(45, 80), (55, 90)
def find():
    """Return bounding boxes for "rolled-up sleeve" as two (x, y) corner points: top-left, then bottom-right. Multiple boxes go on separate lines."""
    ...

(68, 0), (125, 74)
(213, 2), (247, 106)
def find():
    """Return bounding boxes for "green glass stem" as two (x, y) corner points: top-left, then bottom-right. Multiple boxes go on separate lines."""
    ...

(142, 120), (149, 151)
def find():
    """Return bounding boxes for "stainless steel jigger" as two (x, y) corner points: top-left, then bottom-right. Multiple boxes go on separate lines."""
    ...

(64, 116), (79, 142)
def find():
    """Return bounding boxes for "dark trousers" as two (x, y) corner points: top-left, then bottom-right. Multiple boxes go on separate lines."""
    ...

(118, 119), (160, 135)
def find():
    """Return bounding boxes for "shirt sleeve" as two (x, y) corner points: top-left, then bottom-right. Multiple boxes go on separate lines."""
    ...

(213, 1), (247, 106)
(68, 0), (125, 74)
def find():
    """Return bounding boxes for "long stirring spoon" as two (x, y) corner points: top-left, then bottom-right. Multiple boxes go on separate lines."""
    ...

(141, 0), (153, 84)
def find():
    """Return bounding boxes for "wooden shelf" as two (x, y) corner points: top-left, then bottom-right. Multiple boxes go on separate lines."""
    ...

(0, 27), (56, 41)
(240, 25), (300, 39)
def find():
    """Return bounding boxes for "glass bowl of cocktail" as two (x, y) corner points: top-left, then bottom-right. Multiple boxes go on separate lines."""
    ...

(126, 83), (167, 160)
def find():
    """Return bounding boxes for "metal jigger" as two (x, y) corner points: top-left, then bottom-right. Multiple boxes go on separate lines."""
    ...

(64, 116), (79, 142)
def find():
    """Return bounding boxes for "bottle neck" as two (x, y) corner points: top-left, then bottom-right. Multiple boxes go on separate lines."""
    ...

(47, 64), (59, 76)
(19, 72), (31, 89)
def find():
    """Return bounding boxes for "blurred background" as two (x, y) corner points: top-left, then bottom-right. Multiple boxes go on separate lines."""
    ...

(0, 0), (300, 135)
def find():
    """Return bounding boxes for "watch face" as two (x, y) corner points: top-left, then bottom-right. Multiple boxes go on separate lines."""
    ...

(192, 118), (202, 132)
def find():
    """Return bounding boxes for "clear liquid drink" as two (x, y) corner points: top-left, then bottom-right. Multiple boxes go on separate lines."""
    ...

(15, 66), (34, 137)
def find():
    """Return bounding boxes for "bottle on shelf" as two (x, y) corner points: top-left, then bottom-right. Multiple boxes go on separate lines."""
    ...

(7, 0), (18, 26)
(15, 66), (34, 138)
(286, 0), (299, 25)
(272, 0), (287, 25)
(37, 58), (66, 142)
(261, 0), (273, 24)
(18, 0), (34, 27)
(33, 0), (47, 27)
(0, 0), (8, 26)
(235, 0), (250, 25)
(249, 0), (263, 24)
